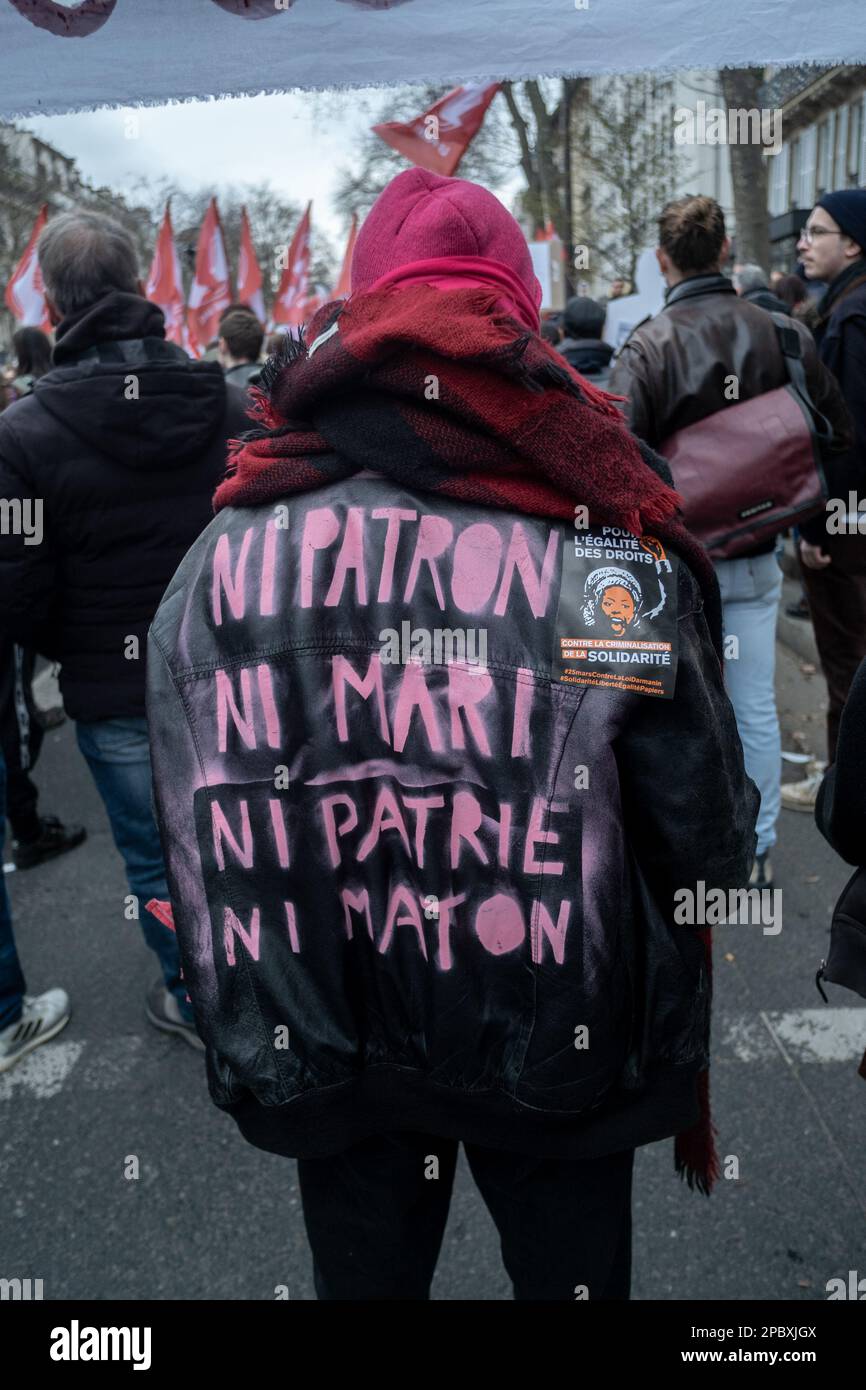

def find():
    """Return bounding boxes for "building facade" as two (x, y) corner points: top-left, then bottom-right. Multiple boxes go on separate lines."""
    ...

(0, 123), (149, 352)
(764, 64), (866, 272)
(570, 70), (733, 299)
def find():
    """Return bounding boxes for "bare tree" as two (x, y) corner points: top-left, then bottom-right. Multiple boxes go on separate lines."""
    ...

(572, 75), (679, 289)
(331, 80), (585, 291)
(719, 66), (770, 267)
(330, 84), (518, 225)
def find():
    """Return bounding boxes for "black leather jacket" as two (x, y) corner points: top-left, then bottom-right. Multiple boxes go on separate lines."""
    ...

(147, 476), (757, 1160)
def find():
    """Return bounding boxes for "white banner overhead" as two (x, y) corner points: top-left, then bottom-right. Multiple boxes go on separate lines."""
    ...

(0, 0), (862, 119)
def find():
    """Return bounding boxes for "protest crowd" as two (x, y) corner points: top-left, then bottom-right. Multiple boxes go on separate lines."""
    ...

(1, 132), (866, 1301)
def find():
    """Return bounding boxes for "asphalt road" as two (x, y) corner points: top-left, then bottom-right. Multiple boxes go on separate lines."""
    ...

(1, 635), (864, 1301)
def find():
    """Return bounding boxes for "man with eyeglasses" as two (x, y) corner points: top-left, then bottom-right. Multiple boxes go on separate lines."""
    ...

(784, 191), (866, 811)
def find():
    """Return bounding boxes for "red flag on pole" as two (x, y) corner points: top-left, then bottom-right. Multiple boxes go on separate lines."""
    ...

(534, 220), (556, 242)
(237, 205), (266, 324)
(146, 203), (187, 349)
(372, 83), (500, 177)
(4, 204), (52, 333)
(272, 201), (313, 331)
(187, 197), (232, 357)
(333, 213), (359, 299)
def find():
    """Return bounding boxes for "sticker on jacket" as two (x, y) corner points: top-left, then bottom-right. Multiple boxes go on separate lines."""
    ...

(553, 528), (678, 698)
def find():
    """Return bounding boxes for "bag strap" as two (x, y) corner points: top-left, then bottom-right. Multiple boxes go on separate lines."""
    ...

(769, 311), (833, 442)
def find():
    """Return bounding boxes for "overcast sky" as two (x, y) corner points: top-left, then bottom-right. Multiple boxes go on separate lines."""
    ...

(23, 89), (383, 249)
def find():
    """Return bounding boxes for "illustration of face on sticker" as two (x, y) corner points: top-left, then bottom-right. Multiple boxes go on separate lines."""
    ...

(600, 584), (636, 635)
(582, 567), (645, 633)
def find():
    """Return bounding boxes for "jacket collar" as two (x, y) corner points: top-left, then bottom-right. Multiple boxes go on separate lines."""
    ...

(817, 257), (866, 321)
(559, 337), (614, 361)
(663, 272), (735, 309)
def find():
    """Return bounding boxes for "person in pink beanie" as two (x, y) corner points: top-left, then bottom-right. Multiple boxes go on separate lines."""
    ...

(148, 168), (757, 1301)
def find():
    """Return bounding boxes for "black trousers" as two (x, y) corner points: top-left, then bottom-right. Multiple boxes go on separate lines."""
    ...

(800, 531), (866, 762)
(296, 1131), (635, 1301)
(0, 641), (43, 843)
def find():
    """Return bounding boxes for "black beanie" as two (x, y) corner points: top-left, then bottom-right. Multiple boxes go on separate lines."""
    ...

(563, 295), (606, 339)
(816, 190), (866, 254)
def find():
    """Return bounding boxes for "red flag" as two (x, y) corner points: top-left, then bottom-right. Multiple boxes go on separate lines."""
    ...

(333, 213), (359, 299)
(237, 204), (266, 324)
(187, 197), (232, 357)
(272, 201), (313, 330)
(373, 82), (500, 177)
(534, 220), (556, 242)
(146, 204), (187, 349)
(5, 204), (52, 333)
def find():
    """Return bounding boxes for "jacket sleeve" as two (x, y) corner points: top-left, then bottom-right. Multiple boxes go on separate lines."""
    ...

(614, 566), (759, 913)
(815, 655), (866, 866)
(799, 317), (859, 545)
(607, 336), (660, 448)
(146, 623), (222, 1015)
(0, 415), (60, 654)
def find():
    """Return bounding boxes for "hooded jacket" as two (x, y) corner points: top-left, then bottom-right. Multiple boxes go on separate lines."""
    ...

(147, 474), (758, 1163)
(558, 337), (614, 387)
(0, 292), (248, 720)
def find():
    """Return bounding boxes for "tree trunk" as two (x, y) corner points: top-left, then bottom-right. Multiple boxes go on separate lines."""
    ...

(719, 67), (770, 267)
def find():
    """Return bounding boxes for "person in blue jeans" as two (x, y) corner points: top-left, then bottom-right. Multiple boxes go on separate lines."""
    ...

(76, 718), (203, 1050)
(715, 548), (784, 879)
(0, 747), (71, 1072)
(609, 193), (851, 888)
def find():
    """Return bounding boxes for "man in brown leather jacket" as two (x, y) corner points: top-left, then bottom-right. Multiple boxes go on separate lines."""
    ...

(610, 195), (850, 889)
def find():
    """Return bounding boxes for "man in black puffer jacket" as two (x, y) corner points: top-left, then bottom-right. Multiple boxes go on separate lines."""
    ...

(0, 209), (248, 1046)
(557, 295), (615, 388)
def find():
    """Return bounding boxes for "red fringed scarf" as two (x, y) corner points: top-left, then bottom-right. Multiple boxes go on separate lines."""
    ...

(215, 284), (721, 1194)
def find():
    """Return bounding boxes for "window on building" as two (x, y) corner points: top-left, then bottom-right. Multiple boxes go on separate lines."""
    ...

(800, 125), (817, 207)
(816, 120), (826, 194)
(770, 137), (788, 215)
(849, 99), (863, 185)
(817, 113), (835, 195)
(790, 136), (802, 208)
(835, 105), (849, 188)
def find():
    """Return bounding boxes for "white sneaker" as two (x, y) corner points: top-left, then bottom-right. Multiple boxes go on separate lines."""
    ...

(0, 989), (71, 1073)
(781, 760), (827, 813)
